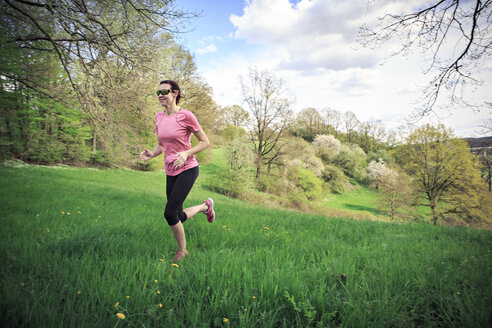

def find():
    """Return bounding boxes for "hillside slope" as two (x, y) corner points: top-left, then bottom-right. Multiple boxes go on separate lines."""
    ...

(1, 163), (491, 327)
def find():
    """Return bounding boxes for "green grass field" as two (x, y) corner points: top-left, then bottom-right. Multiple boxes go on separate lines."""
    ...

(1, 161), (491, 327)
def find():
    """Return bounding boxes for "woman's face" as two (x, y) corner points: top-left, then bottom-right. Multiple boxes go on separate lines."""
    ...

(157, 83), (177, 108)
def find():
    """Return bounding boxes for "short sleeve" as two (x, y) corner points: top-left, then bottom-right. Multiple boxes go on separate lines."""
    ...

(177, 110), (201, 132)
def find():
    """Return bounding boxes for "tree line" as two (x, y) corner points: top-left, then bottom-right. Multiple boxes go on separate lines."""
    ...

(0, 0), (218, 168)
(212, 68), (491, 227)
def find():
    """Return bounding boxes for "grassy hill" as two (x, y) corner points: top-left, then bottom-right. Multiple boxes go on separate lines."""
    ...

(1, 161), (491, 327)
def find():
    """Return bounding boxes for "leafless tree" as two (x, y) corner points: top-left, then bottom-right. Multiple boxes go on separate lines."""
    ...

(359, 0), (492, 119)
(240, 67), (293, 177)
(342, 111), (360, 143)
(296, 107), (323, 135)
(322, 108), (342, 138)
(477, 102), (492, 135)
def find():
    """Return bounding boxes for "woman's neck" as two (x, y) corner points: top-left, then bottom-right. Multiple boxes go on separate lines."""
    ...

(164, 104), (180, 116)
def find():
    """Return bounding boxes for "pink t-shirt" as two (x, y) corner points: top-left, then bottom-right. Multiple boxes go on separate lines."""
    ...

(155, 109), (201, 176)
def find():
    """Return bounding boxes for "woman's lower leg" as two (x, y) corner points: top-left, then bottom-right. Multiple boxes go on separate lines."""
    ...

(170, 221), (186, 252)
(183, 203), (208, 219)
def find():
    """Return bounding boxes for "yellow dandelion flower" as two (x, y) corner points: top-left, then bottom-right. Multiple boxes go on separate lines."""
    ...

(264, 227), (269, 230)
(126, 296), (130, 299)
(222, 225), (227, 228)
(77, 211), (81, 214)
(61, 211), (65, 214)
(159, 259), (164, 262)
(155, 280), (158, 283)
(115, 302), (119, 308)
(157, 291), (160, 294)
(67, 212), (71, 215)
(227, 228), (231, 231)
(98, 216), (101, 218)
(159, 303), (163, 308)
(172, 263), (179, 268)
(285, 231), (289, 234)
(252, 296), (256, 299)
(266, 233), (270, 237)
(116, 313), (125, 319)
(244, 308), (247, 311)
(457, 291), (461, 295)
(77, 291), (81, 295)
(223, 318), (229, 323)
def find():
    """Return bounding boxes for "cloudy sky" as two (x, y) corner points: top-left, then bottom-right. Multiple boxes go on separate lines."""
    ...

(175, 0), (491, 137)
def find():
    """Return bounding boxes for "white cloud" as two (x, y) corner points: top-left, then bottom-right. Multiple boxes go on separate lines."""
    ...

(230, 0), (427, 71)
(196, 44), (217, 54)
(197, 0), (491, 137)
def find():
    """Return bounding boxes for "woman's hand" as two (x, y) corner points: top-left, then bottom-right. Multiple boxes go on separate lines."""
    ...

(140, 148), (153, 161)
(172, 151), (189, 168)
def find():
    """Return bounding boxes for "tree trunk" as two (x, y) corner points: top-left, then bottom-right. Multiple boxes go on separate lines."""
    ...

(430, 203), (438, 225)
(92, 129), (97, 153)
(256, 156), (262, 178)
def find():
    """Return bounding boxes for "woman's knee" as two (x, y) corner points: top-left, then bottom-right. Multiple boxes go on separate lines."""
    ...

(164, 208), (180, 226)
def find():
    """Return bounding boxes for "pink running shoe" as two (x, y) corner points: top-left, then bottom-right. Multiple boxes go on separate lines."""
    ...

(204, 198), (215, 223)
(174, 250), (189, 262)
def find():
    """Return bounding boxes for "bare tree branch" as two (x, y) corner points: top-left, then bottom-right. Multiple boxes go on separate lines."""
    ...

(359, 0), (492, 119)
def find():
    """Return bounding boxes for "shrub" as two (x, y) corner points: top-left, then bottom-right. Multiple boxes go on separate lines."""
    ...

(283, 136), (324, 177)
(285, 190), (309, 209)
(332, 144), (366, 180)
(366, 159), (396, 189)
(256, 173), (292, 196)
(303, 156), (324, 178)
(367, 149), (391, 164)
(90, 149), (111, 167)
(313, 134), (341, 153)
(321, 165), (348, 193)
(209, 139), (254, 198)
(287, 166), (324, 200)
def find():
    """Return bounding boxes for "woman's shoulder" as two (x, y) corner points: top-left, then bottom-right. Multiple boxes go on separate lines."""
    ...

(178, 108), (193, 115)
(177, 109), (197, 119)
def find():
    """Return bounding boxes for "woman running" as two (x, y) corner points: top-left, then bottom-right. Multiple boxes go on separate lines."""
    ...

(139, 80), (215, 261)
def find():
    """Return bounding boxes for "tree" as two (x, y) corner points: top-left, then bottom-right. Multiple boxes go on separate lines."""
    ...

(377, 168), (415, 221)
(322, 108), (342, 138)
(359, 0), (492, 118)
(366, 159), (391, 190)
(0, 29), (90, 164)
(477, 148), (492, 192)
(240, 67), (293, 177)
(210, 138), (255, 198)
(342, 111), (359, 143)
(1, 0), (194, 100)
(222, 105), (250, 128)
(295, 107), (323, 141)
(394, 124), (485, 225)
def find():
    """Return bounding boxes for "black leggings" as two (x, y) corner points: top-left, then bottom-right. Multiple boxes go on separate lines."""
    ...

(164, 166), (199, 226)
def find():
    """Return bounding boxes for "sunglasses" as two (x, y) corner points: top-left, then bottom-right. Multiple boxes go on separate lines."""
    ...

(156, 89), (173, 96)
